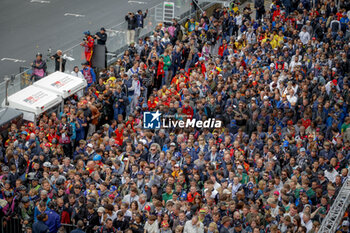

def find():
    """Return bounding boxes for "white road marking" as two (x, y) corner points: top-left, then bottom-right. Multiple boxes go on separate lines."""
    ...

(64, 13), (85, 18)
(1, 58), (26, 63)
(30, 0), (50, 3)
(128, 1), (147, 4)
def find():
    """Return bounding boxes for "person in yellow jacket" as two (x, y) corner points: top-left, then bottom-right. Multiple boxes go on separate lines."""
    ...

(185, 18), (199, 35)
(171, 163), (183, 179)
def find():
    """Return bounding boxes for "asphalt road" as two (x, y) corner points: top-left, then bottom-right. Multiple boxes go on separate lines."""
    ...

(0, 0), (164, 81)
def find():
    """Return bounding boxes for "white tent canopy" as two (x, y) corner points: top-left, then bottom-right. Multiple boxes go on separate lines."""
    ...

(33, 71), (87, 99)
(3, 85), (62, 121)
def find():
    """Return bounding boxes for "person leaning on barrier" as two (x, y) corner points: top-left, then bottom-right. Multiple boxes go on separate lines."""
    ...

(95, 27), (107, 46)
(51, 50), (66, 72)
(32, 213), (49, 233)
(31, 53), (47, 82)
(20, 196), (35, 228)
(70, 220), (85, 233)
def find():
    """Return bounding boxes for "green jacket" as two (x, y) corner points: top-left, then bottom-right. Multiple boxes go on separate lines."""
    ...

(21, 202), (35, 227)
(162, 55), (171, 71)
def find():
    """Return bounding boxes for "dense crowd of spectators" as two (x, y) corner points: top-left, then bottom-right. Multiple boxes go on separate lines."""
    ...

(1, 0), (350, 233)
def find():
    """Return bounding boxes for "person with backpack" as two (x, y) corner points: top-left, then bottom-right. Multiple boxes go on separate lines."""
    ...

(97, 218), (118, 233)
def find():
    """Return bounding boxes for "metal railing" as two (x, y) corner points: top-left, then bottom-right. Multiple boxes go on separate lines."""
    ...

(319, 179), (350, 232)
(0, 0), (215, 105)
(0, 217), (23, 233)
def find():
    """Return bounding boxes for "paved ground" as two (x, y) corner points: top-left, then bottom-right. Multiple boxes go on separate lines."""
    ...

(0, 0), (165, 81)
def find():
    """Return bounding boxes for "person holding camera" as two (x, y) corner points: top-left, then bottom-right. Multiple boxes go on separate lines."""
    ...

(80, 31), (95, 66)
(125, 12), (137, 45)
(135, 9), (148, 39)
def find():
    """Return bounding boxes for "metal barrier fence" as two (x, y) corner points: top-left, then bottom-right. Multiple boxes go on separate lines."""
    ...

(61, 224), (95, 233)
(0, 218), (97, 233)
(0, 0), (215, 105)
(1, 217), (23, 233)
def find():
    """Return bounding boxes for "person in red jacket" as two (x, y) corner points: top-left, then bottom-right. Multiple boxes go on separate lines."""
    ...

(148, 94), (159, 110)
(155, 56), (165, 90)
(218, 39), (228, 57)
(80, 31), (95, 66)
(187, 186), (201, 203)
(114, 124), (124, 146)
(195, 57), (207, 75)
(182, 99), (194, 119)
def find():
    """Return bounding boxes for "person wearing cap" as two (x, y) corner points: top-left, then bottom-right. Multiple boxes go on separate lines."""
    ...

(160, 220), (172, 233)
(95, 27), (107, 45)
(80, 31), (95, 66)
(219, 216), (232, 233)
(20, 196), (35, 228)
(31, 52), (47, 81)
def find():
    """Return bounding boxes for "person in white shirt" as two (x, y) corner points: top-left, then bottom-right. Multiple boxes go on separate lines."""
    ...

(71, 66), (85, 98)
(286, 88), (298, 106)
(246, 28), (257, 44)
(301, 213), (313, 233)
(122, 187), (140, 205)
(231, 176), (242, 198)
(289, 56), (302, 72)
(183, 216), (204, 233)
(299, 27), (310, 45)
(101, 204), (117, 222)
(129, 74), (141, 112)
(325, 165), (339, 183)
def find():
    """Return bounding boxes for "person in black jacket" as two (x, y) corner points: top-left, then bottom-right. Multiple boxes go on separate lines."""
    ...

(50, 50), (66, 72)
(254, 0), (265, 21)
(86, 204), (100, 232)
(95, 27), (107, 45)
(125, 12), (137, 45)
(9, 150), (26, 176)
(113, 211), (130, 231)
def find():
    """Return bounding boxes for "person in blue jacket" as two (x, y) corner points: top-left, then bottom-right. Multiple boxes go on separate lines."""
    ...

(34, 201), (61, 233)
(32, 213), (49, 233)
(71, 220), (85, 233)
